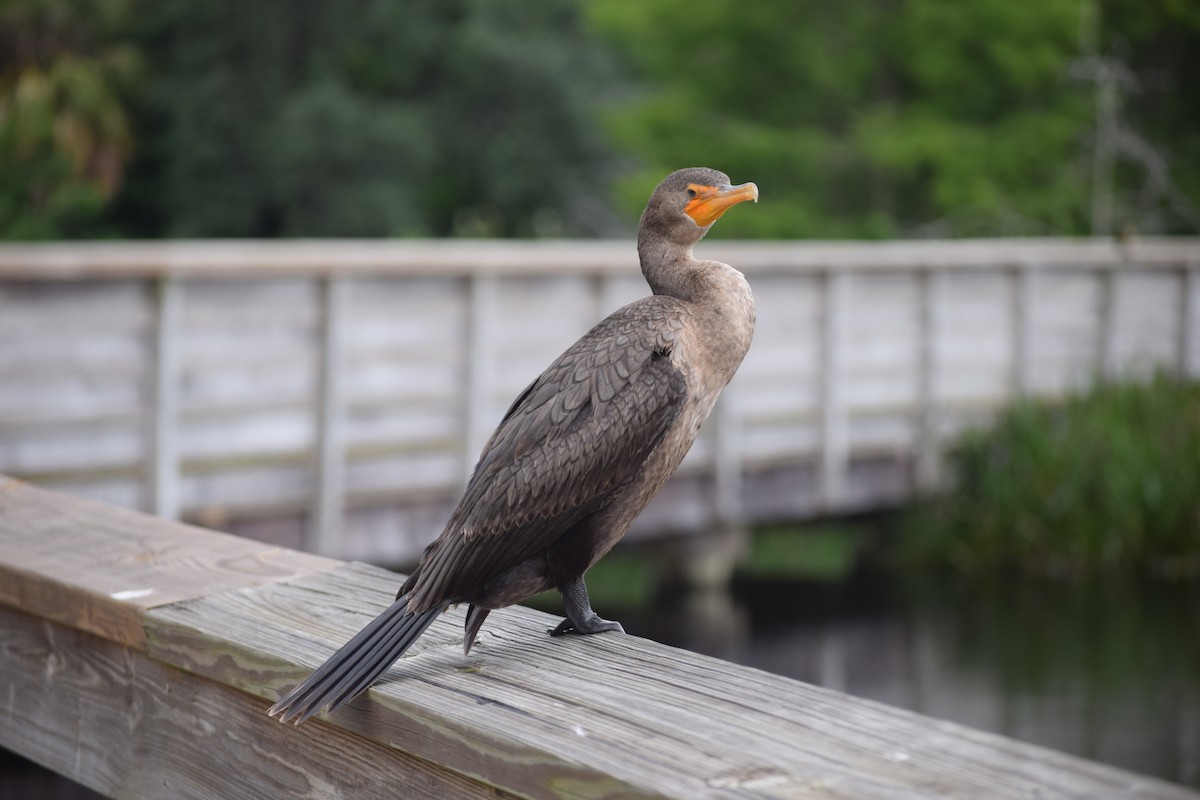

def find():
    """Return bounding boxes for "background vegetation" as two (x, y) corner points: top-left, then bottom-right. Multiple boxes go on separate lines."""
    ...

(898, 373), (1200, 576)
(2, 0), (617, 238)
(2, 0), (1198, 239)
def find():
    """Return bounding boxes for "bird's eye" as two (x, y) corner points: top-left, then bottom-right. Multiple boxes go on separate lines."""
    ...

(686, 188), (698, 199)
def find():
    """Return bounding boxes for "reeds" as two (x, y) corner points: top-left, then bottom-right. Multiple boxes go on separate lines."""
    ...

(900, 372), (1200, 577)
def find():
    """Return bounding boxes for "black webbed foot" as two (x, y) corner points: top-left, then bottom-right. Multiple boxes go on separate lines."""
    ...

(548, 615), (625, 637)
(549, 575), (626, 638)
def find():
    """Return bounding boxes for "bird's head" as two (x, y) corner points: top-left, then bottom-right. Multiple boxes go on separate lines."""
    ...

(639, 167), (759, 250)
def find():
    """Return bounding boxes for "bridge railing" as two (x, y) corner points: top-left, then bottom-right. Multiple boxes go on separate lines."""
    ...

(1, 238), (1197, 560)
(2, 477), (1195, 799)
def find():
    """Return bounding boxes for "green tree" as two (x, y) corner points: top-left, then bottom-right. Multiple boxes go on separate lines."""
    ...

(589, 0), (1200, 238)
(122, 0), (617, 238)
(0, 0), (139, 238)
(1080, 0), (1200, 234)
(859, 0), (1090, 236)
(590, 0), (889, 238)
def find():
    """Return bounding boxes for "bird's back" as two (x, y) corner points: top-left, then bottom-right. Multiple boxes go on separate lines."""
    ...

(400, 295), (694, 612)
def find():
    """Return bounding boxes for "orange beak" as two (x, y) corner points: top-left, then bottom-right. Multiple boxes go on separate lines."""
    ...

(684, 181), (759, 228)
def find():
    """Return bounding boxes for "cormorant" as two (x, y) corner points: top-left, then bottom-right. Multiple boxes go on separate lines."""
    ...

(269, 167), (758, 724)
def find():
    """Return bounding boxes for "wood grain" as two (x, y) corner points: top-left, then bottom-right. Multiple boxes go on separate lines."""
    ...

(147, 560), (1198, 800)
(1, 483), (1195, 799)
(0, 606), (512, 799)
(0, 477), (337, 649)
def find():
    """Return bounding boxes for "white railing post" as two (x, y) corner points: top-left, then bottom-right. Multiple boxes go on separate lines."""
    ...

(149, 275), (181, 520)
(915, 268), (942, 493)
(1010, 263), (1035, 396)
(464, 273), (498, 484)
(308, 274), (348, 555)
(713, 386), (744, 528)
(1180, 263), (1199, 379)
(820, 269), (849, 510)
(1098, 266), (1119, 379)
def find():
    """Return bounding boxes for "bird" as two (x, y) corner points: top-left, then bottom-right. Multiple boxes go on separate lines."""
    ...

(269, 167), (758, 724)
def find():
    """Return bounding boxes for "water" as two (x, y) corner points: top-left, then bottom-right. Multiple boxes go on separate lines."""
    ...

(617, 562), (1200, 790)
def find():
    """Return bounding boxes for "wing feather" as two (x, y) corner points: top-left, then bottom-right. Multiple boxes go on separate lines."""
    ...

(404, 299), (689, 611)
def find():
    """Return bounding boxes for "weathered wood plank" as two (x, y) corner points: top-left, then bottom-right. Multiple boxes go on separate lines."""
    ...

(150, 275), (182, 519)
(915, 269), (941, 492)
(1098, 267), (1119, 379)
(144, 559), (1196, 800)
(1010, 264), (1034, 396)
(712, 388), (743, 526)
(464, 273), (499, 484)
(1184, 264), (1200, 378)
(0, 606), (507, 800)
(2, 483), (1196, 799)
(819, 270), (849, 509)
(308, 275), (348, 555)
(0, 477), (336, 649)
(1111, 271), (1180, 370)
(1, 238), (1197, 279)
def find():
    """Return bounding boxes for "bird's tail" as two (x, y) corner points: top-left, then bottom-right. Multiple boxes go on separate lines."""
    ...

(268, 597), (444, 724)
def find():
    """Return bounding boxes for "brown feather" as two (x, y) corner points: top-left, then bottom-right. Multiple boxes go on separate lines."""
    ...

(271, 167), (757, 725)
(402, 297), (689, 613)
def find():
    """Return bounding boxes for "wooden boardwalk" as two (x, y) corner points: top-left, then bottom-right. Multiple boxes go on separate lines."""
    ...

(1, 238), (1198, 563)
(2, 477), (1195, 799)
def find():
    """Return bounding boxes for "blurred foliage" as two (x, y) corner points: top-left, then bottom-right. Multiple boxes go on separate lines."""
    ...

(738, 524), (862, 581)
(2, 0), (1198, 238)
(524, 548), (656, 612)
(0, 0), (140, 238)
(589, 0), (1200, 238)
(898, 372), (1200, 576)
(119, 0), (615, 237)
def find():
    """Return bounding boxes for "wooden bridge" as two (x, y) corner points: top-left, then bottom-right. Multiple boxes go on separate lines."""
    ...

(1, 238), (1198, 564)
(2, 477), (1196, 799)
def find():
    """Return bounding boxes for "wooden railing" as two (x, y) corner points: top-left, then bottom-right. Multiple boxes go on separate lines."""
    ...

(2, 477), (1196, 799)
(1, 238), (1198, 562)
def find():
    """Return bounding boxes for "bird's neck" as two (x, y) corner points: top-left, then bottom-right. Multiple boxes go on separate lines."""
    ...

(638, 235), (743, 308)
(638, 234), (755, 374)
(637, 232), (703, 297)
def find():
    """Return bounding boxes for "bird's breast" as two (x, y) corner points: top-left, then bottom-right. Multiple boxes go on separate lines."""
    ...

(676, 270), (755, 402)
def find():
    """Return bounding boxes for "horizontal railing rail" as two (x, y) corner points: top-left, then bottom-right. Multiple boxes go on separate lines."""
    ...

(2, 477), (1195, 800)
(0, 237), (1197, 278)
(1, 238), (1197, 561)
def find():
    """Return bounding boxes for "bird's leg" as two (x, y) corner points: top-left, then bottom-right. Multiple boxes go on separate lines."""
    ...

(549, 576), (625, 637)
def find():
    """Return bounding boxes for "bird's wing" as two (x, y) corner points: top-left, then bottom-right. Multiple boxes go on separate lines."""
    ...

(403, 298), (690, 611)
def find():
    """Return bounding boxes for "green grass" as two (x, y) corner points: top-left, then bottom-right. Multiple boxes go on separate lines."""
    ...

(523, 522), (864, 616)
(738, 524), (863, 581)
(523, 550), (657, 613)
(898, 372), (1200, 576)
